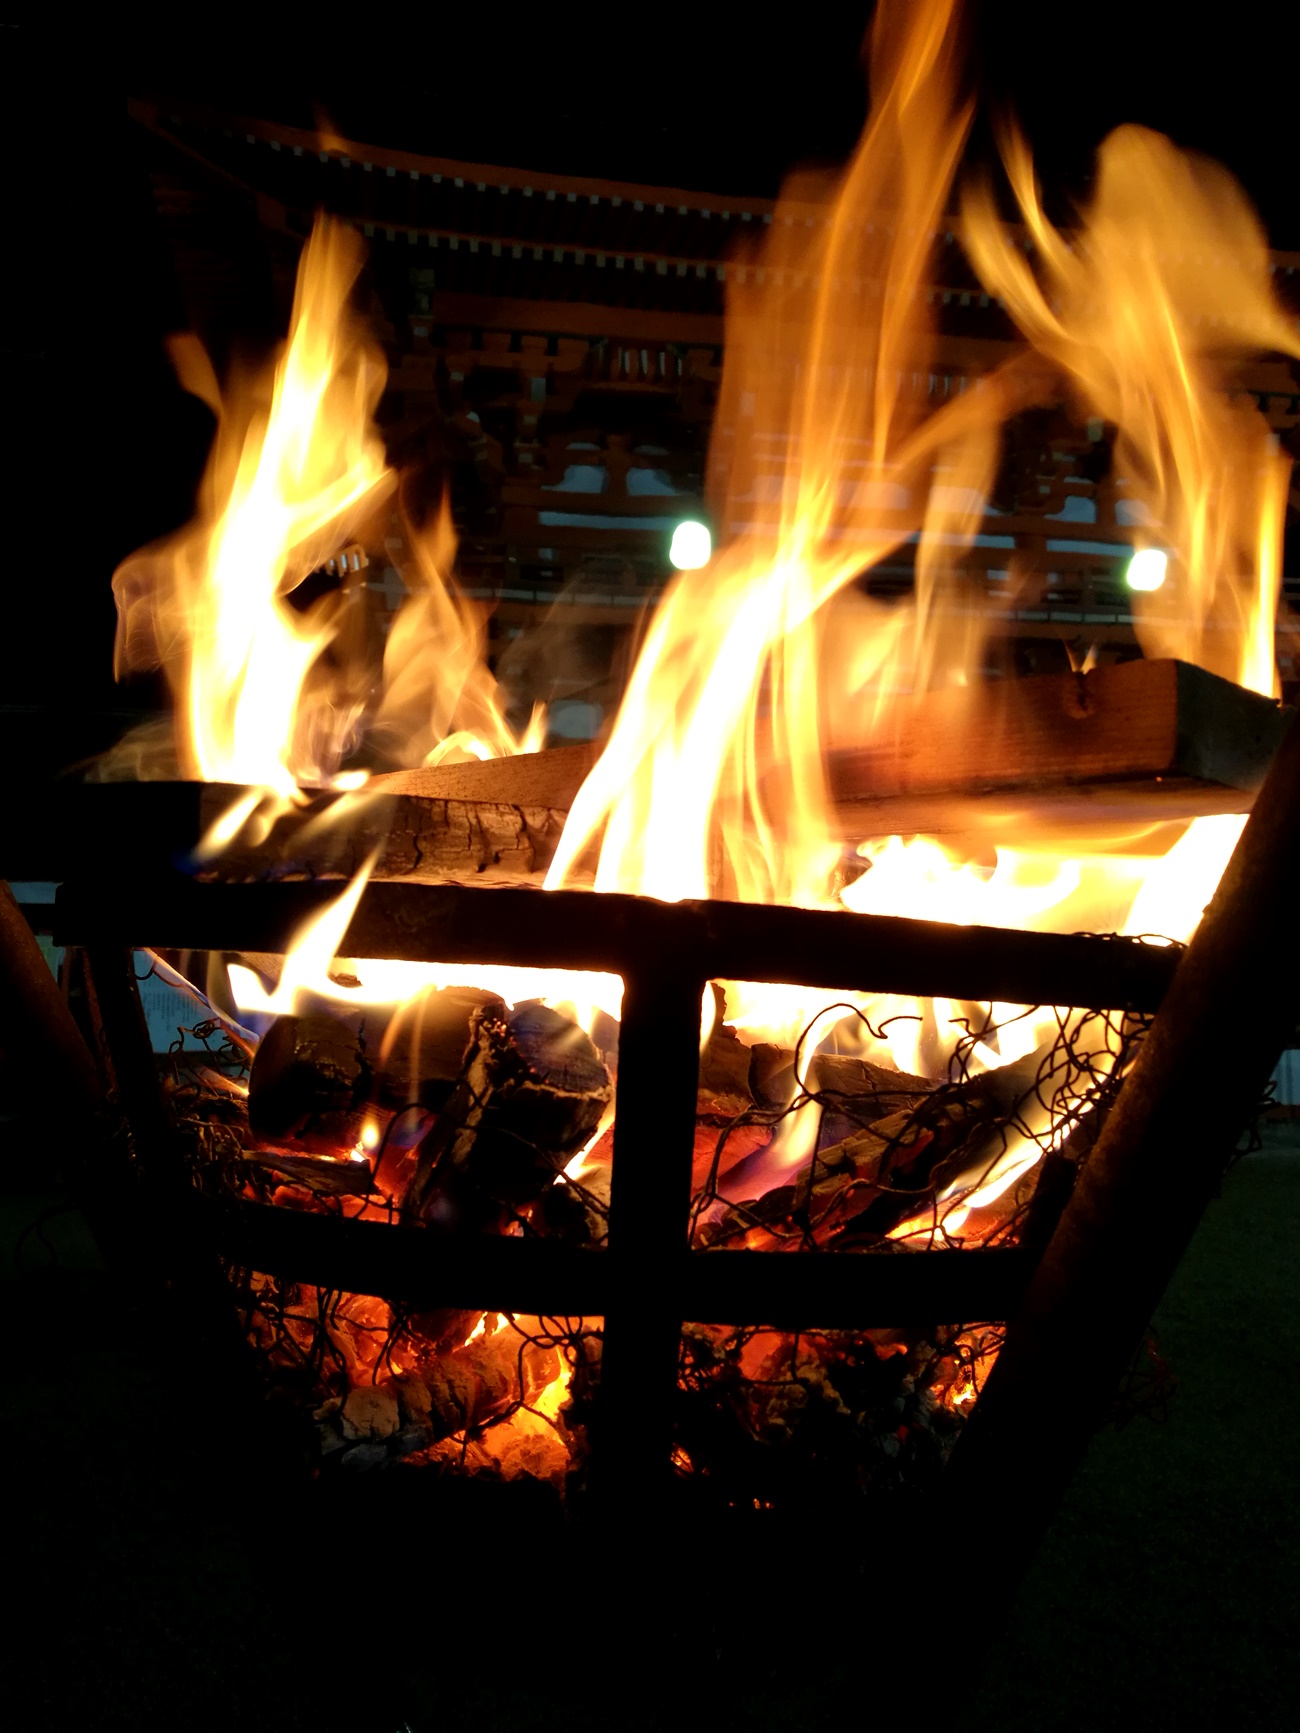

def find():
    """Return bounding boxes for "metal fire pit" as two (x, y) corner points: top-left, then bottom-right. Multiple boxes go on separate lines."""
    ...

(54, 870), (1180, 1522)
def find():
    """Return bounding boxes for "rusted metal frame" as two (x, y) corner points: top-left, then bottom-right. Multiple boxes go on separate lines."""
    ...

(593, 954), (706, 1517)
(81, 948), (182, 1193)
(55, 872), (1174, 1525)
(195, 1191), (1035, 1324)
(54, 876), (1179, 1013)
(81, 947), (270, 1413)
(942, 716), (1300, 1596)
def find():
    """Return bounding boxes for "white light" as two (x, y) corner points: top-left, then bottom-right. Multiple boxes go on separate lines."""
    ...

(669, 520), (711, 570)
(1126, 548), (1168, 593)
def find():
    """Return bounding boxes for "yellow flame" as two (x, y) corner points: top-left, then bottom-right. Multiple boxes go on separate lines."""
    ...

(113, 221), (392, 794)
(117, 2), (1290, 1258)
(545, 0), (1008, 908)
(962, 123), (1298, 696)
(113, 219), (542, 812)
(372, 496), (544, 768)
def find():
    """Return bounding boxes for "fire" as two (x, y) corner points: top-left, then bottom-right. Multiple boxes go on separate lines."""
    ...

(111, 220), (539, 835)
(116, 3), (1293, 1275)
(962, 122), (1299, 698)
(113, 222), (391, 797)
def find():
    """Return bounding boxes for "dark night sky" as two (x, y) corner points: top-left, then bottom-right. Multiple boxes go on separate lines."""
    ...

(99, 3), (1297, 236)
(4, 3), (1295, 734)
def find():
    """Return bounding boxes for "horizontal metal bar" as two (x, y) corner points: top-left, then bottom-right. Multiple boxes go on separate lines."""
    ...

(195, 1193), (1034, 1327)
(55, 876), (1179, 1012)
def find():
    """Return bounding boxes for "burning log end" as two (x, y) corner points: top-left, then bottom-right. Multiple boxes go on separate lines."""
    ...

(404, 1002), (613, 1235)
(243, 1148), (379, 1197)
(247, 1011), (372, 1155)
(530, 1161), (613, 1245)
(374, 985), (505, 1107)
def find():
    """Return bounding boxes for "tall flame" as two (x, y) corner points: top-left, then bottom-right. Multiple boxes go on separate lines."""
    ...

(962, 123), (1299, 696)
(111, 220), (537, 801)
(545, 0), (1028, 905)
(113, 221), (392, 794)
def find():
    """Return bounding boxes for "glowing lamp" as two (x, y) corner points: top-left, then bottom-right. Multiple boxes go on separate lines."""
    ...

(1125, 548), (1168, 593)
(669, 520), (712, 570)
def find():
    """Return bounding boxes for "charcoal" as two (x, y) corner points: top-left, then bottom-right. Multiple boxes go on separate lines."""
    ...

(340, 1384), (401, 1442)
(242, 1148), (378, 1196)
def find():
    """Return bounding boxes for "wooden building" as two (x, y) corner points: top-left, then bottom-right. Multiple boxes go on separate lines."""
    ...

(128, 99), (1300, 737)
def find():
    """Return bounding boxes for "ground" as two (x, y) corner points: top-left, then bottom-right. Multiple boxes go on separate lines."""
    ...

(2, 1128), (1295, 1731)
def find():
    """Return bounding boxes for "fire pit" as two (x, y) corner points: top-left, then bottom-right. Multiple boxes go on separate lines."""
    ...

(55, 868), (1179, 1522)
(21, 0), (1300, 1620)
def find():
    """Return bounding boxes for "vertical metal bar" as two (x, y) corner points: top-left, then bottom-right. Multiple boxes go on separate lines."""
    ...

(595, 954), (705, 1533)
(83, 945), (272, 1420)
(83, 946), (182, 1192)
(942, 715), (1300, 1596)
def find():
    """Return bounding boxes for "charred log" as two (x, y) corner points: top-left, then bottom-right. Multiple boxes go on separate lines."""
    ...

(247, 1012), (371, 1156)
(404, 1004), (612, 1236)
(373, 986), (505, 1108)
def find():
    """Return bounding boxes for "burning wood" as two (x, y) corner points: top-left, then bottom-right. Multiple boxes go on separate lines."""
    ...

(247, 1011), (371, 1155)
(829, 659), (1292, 837)
(403, 1001), (612, 1235)
(68, 0), (1300, 1513)
(694, 1044), (1051, 1249)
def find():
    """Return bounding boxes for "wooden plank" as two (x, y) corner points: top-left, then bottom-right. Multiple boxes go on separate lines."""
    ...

(370, 743), (597, 808)
(829, 659), (1291, 837)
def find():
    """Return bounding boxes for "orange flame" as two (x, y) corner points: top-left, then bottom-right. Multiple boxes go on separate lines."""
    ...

(962, 123), (1299, 696)
(112, 3), (1294, 1254)
(112, 219), (539, 811)
(113, 221), (392, 795)
(544, 0), (1039, 906)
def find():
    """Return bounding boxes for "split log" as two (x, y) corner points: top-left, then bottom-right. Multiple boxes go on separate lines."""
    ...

(369, 742), (598, 808)
(210, 745), (597, 883)
(829, 659), (1291, 838)
(24, 662), (1284, 887)
(243, 1149), (379, 1197)
(203, 788), (569, 885)
(404, 1002), (613, 1236)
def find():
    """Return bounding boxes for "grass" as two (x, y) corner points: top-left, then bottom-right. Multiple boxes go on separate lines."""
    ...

(2, 1129), (1295, 1731)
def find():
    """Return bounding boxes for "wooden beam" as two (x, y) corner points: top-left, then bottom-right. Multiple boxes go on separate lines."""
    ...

(829, 659), (1290, 837)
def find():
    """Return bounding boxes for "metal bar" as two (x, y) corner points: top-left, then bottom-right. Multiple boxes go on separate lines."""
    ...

(83, 947), (182, 1190)
(192, 1191), (1035, 1324)
(55, 876), (1180, 1013)
(595, 956), (707, 1521)
(942, 715), (1300, 1593)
